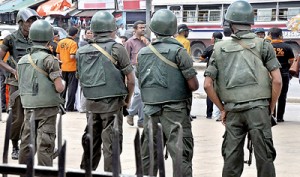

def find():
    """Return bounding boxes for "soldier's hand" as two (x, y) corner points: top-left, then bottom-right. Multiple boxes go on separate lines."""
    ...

(12, 69), (18, 80)
(124, 96), (131, 109)
(221, 110), (227, 125)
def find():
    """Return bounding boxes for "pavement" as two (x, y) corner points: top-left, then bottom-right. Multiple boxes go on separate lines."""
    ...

(0, 65), (300, 177)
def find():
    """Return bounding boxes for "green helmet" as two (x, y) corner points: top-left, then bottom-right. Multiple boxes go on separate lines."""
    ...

(16, 8), (40, 24)
(224, 0), (254, 25)
(91, 11), (117, 33)
(150, 9), (177, 36)
(29, 20), (53, 42)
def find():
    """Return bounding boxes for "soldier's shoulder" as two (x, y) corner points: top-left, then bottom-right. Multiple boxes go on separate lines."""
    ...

(77, 44), (92, 52)
(214, 40), (230, 48)
(112, 42), (124, 49)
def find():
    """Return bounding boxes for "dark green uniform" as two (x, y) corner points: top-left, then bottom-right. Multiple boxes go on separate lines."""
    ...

(137, 37), (197, 177)
(204, 32), (280, 177)
(17, 45), (62, 167)
(0, 30), (31, 147)
(76, 37), (133, 171)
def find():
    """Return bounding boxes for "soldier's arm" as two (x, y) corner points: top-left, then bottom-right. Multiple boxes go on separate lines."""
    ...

(125, 72), (135, 107)
(112, 43), (135, 107)
(0, 40), (17, 76)
(269, 69), (282, 114)
(44, 56), (65, 93)
(177, 48), (199, 91)
(203, 52), (226, 124)
(204, 76), (224, 110)
(262, 41), (282, 114)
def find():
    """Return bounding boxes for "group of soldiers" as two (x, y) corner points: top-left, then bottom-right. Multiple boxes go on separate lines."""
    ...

(0, 0), (284, 176)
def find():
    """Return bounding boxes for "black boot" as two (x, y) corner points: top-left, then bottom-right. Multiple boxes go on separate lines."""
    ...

(11, 147), (19, 160)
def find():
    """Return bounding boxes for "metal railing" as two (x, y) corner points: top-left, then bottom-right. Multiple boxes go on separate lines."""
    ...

(0, 110), (184, 177)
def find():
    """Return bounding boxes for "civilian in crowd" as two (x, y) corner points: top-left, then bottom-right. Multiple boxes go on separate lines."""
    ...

(269, 27), (294, 122)
(56, 26), (79, 111)
(124, 20), (149, 128)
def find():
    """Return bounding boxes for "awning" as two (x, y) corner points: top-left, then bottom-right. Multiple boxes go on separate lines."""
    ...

(0, 0), (47, 13)
(37, 0), (72, 17)
(75, 10), (99, 17)
(75, 10), (115, 17)
(69, 9), (82, 16)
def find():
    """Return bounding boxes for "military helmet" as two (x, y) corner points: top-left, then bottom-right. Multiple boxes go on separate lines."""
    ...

(16, 8), (40, 24)
(29, 20), (53, 42)
(150, 9), (177, 36)
(224, 0), (254, 25)
(255, 28), (265, 34)
(91, 11), (117, 33)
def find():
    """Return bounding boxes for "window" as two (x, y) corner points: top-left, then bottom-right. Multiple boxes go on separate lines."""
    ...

(154, 5), (167, 11)
(278, 8), (288, 21)
(183, 5), (197, 23)
(209, 10), (221, 22)
(256, 9), (275, 22)
(287, 8), (300, 19)
(198, 10), (221, 22)
(198, 10), (208, 22)
(183, 10), (196, 22)
(169, 6), (182, 23)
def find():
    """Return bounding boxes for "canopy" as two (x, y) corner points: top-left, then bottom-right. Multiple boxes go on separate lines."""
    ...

(37, 0), (72, 17)
(0, 0), (46, 13)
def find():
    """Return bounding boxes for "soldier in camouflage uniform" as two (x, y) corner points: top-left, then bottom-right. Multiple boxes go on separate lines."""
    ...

(17, 20), (65, 169)
(203, 1), (282, 177)
(136, 9), (199, 177)
(76, 11), (135, 172)
(0, 8), (40, 160)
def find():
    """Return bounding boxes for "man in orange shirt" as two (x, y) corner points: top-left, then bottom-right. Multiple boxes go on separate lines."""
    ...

(56, 26), (79, 111)
(0, 30), (11, 112)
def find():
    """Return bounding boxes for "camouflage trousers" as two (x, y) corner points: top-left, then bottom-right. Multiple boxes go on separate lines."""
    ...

(9, 85), (24, 143)
(222, 106), (276, 177)
(141, 106), (194, 177)
(80, 108), (123, 172)
(19, 109), (57, 167)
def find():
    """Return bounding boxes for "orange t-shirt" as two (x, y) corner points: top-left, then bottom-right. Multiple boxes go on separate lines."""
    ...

(56, 37), (78, 72)
(0, 40), (10, 62)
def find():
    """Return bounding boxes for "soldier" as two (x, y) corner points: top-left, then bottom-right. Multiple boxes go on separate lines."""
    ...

(137, 9), (199, 176)
(17, 20), (65, 169)
(203, 1), (282, 177)
(0, 8), (40, 160)
(76, 11), (135, 172)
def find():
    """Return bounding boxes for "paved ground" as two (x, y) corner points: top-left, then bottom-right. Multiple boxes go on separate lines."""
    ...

(0, 64), (300, 176)
(1, 98), (300, 177)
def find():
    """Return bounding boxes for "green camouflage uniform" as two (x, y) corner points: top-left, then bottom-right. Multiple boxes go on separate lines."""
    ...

(137, 37), (197, 177)
(0, 29), (31, 145)
(77, 37), (133, 172)
(204, 31), (281, 177)
(17, 45), (63, 167)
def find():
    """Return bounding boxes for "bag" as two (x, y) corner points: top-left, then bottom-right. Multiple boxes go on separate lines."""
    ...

(289, 57), (299, 78)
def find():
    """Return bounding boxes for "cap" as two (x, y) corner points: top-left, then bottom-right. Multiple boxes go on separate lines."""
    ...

(178, 24), (191, 33)
(0, 30), (11, 40)
(255, 28), (265, 34)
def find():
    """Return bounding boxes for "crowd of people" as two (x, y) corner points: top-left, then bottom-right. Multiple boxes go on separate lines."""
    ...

(0, 0), (297, 176)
